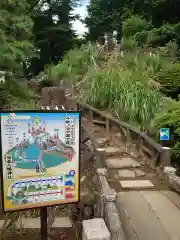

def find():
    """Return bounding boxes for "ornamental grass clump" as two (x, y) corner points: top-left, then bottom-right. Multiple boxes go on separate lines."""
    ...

(82, 67), (163, 130)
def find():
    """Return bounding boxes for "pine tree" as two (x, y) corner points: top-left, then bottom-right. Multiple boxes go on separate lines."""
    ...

(0, 0), (34, 75)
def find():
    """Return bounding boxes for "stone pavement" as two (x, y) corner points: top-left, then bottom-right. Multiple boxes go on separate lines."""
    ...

(88, 119), (180, 240)
(116, 191), (180, 240)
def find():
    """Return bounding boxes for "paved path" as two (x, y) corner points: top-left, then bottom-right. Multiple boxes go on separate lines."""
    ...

(116, 191), (180, 240)
(84, 117), (180, 240)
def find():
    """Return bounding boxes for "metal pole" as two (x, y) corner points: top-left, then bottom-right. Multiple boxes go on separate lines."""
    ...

(40, 207), (48, 240)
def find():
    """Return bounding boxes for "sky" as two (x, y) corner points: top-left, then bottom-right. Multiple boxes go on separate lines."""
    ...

(72, 1), (89, 38)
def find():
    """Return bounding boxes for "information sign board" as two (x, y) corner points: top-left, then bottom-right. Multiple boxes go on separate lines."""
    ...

(160, 128), (169, 141)
(0, 111), (80, 212)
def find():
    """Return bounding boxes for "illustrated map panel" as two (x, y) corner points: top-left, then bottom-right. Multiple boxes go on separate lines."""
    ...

(0, 111), (80, 211)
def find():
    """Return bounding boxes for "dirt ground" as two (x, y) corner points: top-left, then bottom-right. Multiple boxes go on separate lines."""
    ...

(0, 228), (79, 240)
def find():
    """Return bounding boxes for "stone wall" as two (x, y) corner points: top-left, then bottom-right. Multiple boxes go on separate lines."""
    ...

(94, 167), (125, 240)
(164, 166), (180, 194)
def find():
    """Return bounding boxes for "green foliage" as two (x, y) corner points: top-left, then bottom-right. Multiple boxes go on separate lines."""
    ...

(152, 99), (180, 167)
(134, 22), (180, 47)
(29, 0), (78, 76)
(166, 41), (178, 59)
(119, 51), (169, 80)
(156, 64), (180, 99)
(0, 0), (34, 75)
(40, 79), (54, 88)
(0, 77), (36, 109)
(47, 44), (97, 83)
(122, 15), (152, 37)
(85, 0), (123, 41)
(80, 66), (163, 130)
(121, 37), (138, 51)
(134, 31), (148, 46)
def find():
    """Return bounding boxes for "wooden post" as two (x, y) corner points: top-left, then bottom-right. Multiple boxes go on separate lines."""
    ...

(95, 149), (106, 169)
(160, 147), (171, 166)
(89, 110), (94, 122)
(105, 118), (110, 140)
(40, 207), (48, 240)
(136, 135), (141, 151)
(126, 129), (131, 143)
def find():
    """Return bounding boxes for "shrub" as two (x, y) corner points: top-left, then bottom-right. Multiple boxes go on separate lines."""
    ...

(121, 37), (137, 51)
(156, 63), (180, 99)
(151, 99), (180, 169)
(122, 15), (152, 37)
(40, 79), (54, 88)
(0, 76), (35, 109)
(166, 41), (178, 59)
(134, 31), (148, 46)
(46, 44), (97, 84)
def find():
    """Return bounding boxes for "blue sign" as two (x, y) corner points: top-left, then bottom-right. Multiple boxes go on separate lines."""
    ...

(160, 128), (169, 140)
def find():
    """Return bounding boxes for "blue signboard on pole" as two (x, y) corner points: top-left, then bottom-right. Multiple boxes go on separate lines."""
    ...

(160, 128), (169, 140)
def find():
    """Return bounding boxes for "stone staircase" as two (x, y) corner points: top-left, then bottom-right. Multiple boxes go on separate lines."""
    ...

(92, 121), (166, 192)
(88, 120), (180, 240)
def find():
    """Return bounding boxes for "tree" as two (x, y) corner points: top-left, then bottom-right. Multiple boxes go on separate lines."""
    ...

(123, 0), (180, 27)
(85, 0), (124, 41)
(28, 0), (79, 76)
(85, 0), (180, 41)
(0, 0), (35, 76)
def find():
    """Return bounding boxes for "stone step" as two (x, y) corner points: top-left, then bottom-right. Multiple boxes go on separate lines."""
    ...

(104, 146), (126, 156)
(0, 217), (72, 229)
(106, 157), (140, 169)
(112, 132), (125, 146)
(120, 180), (154, 189)
(118, 170), (136, 178)
(96, 137), (109, 147)
(134, 169), (146, 177)
(118, 169), (146, 178)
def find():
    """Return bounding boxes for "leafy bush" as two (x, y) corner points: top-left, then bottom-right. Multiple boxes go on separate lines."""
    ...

(151, 99), (180, 169)
(156, 64), (180, 99)
(134, 31), (148, 46)
(122, 15), (152, 38)
(166, 41), (178, 59)
(120, 51), (168, 80)
(40, 79), (54, 88)
(0, 76), (35, 109)
(46, 44), (97, 84)
(121, 37), (138, 51)
(134, 23), (180, 47)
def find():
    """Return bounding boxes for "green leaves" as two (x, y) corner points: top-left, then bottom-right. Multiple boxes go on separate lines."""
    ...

(156, 63), (180, 99)
(122, 15), (152, 37)
(0, 2), (34, 75)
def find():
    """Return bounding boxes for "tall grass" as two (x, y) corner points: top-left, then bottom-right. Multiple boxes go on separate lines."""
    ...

(46, 44), (97, 84)
(47, 41), (172, 130)
(81, 67), (163, 130)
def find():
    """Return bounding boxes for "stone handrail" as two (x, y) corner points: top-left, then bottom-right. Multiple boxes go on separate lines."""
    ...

(77, 101), (171, 167)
